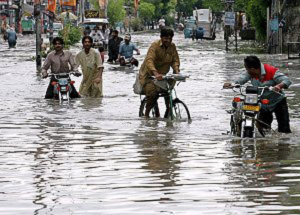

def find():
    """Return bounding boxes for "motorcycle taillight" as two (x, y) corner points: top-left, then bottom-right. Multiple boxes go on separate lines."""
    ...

(70, 81), (75, 85)
(233, 97), (242, 103)
(51, 81), (57, 86)
(261, 99), (270, 105)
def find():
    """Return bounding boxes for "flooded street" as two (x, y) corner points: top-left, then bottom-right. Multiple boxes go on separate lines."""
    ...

(1, 31), (300, 214)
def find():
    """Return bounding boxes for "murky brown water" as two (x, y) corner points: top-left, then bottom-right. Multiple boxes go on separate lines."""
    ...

(0, 31), (300, 214)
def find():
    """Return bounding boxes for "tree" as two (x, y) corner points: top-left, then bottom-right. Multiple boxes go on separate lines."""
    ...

(107, 0), (126, 27)
(202, 0), (223, 12)
(245, 0), (272, 41)
(139, 2), (156, 22)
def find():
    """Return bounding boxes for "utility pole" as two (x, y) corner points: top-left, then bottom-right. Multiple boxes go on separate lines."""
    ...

(34, 0), (42, 72)
(224, 0), (237, 52)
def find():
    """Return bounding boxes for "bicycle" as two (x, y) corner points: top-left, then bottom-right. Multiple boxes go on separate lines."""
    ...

(139, 74), (191, 121)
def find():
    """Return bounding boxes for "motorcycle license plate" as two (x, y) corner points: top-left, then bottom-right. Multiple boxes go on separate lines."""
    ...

(61, 86), (66, 91)
(242, 105), (260, 112)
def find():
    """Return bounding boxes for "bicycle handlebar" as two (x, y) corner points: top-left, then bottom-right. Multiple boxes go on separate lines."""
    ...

(151, 74), (190, 81)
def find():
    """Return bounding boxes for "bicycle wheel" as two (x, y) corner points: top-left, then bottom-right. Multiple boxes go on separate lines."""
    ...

(139, 97), (159, 118)
(169, 98), (191, 121)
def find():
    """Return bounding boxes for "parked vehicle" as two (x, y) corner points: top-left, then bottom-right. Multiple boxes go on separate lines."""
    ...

(193, 9), (216, 40)
(224, 83), (278, 138)
(184, 18), (197, 39)
(47, 22), (63, 38)
(49, 72), (79, 103)
(21, 18), (35, 34)
(79, 18), (109, 32)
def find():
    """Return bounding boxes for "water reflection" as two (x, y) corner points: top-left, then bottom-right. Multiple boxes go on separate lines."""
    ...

(225, 138), (300, 213)
(135, 121), (181, 188)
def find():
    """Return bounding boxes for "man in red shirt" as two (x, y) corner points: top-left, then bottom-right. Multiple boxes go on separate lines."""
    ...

(225, 56), (292, 133)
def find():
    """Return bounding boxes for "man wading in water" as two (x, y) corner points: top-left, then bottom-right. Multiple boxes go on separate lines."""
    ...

(139, 28), (180, 118)
(75, 36), (104, 97)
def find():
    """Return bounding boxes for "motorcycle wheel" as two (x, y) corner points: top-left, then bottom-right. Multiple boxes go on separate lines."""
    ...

(243, 127), (253, 138)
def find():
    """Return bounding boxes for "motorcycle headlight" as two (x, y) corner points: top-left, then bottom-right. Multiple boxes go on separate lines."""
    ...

(245, 94), (258, 104)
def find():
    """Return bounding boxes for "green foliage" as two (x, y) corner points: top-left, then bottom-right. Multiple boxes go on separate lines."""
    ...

(202, 0), (223, 12)
(58, 24), (81, 46)
(245, 0), (271, 41)
(89, 0), (100, 10)
(107, 0), (126, 27)
(131, 17), (143, 31)
(165, 14), (175, 26)
(139, 2), (156, 22)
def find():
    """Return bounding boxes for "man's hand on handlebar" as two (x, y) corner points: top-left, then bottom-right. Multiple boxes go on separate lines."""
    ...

(223, 82), (232, 89)
(42, 72), (48, 79)
(154, 72), (163, 81)
(74, 71), (82, 77)
(274, 83), (285, 92)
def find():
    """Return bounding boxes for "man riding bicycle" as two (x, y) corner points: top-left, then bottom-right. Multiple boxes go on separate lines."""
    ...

(42, 37), (81, 99)
(118, 34), (140, 66)
(224, 56), (292, 133)
(139, 28), (180, 118)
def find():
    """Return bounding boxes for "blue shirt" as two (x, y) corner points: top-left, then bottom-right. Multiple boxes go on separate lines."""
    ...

(7, 30), (17, 43)
(119, 42), (137, 59)
(235, 63), (292, 111)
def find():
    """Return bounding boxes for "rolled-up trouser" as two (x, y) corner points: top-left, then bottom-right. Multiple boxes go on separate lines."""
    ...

(258, 98), (291, 133)
(144, 80), (170, 116)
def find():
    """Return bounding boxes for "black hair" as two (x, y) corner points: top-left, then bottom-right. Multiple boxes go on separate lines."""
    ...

(98, 47), (104, 52)
(160, 28), (174, 38)
(82, 35), (93, 44)
(53, 37), (64, 45)
(244, 56), (261, 69)
(113, 30), (119, 35)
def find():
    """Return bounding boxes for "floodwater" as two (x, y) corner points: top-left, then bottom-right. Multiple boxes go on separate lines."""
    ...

(0, 31), (300, 215)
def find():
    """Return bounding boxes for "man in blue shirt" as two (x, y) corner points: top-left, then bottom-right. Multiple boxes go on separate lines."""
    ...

(7, 27), (17, 48)
(118, 34), (140, 66)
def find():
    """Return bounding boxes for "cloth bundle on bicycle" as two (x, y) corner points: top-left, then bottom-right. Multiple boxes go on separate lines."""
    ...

(133, 74), (145, 95)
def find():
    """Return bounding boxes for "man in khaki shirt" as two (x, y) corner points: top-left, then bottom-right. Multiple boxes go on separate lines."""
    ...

(139, 28), (180, 118)
(42, 37), (81, 99)
(75, 36), (104, 98)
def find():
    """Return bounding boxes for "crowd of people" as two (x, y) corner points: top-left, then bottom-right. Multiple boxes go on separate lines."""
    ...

(38, 27), (293, 133)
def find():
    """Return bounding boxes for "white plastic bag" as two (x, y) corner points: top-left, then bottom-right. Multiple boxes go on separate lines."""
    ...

(133, 74), (144, 95)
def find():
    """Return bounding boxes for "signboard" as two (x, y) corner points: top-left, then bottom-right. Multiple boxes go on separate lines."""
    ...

(60, 0), (76, 7)
(22, 3), (34, 16)
(224, 12), (235, 26)
(47, 0), (56, 12)
(270, 18), (278, 31)
(85, 10), (99, 18)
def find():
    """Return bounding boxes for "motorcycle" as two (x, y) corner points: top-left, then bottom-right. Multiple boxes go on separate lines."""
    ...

(49, 72), (80, 103)
(119, 56), (139, 67)
(224, 83), (278, 138)
(92, 39), (105, 49)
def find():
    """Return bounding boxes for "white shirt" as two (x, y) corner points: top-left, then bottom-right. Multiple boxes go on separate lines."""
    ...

(89, 30), (104, 42)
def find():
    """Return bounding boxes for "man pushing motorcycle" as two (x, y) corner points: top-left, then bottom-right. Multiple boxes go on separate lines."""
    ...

(118, 34), (140, 67)
(224, 56), (292, 133)
(42, 37), (81, 99)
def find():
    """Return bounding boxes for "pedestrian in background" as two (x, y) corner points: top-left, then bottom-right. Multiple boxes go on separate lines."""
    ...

(7, 27), (17, 48)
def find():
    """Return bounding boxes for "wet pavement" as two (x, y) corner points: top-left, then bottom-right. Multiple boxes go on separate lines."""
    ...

(0, 31), (300, 214)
